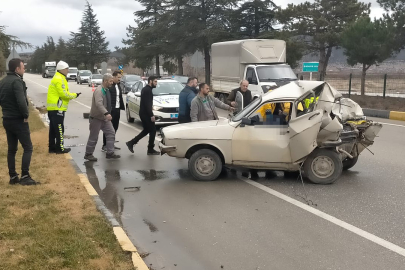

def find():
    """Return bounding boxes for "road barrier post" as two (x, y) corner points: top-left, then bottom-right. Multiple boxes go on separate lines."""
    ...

(348, 73), (352, 97)
(383, 74), (387, 99)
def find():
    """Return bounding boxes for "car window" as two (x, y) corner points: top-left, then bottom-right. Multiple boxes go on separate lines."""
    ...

(131, 82), (139, 92)
(137, 82), (145, 92)
(246, 67), (258, 85)
(295, 92), (316, 118)
(248, 102), (292, 126)
(232, 97), (262, 122)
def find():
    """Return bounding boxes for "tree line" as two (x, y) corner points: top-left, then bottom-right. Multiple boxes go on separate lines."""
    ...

(4, 0), (405, 95)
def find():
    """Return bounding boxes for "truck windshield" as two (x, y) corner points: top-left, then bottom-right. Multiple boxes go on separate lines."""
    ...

(256, 66), (297, 82)
(232, 97), (262, 122)
(47, 67), (56, 71)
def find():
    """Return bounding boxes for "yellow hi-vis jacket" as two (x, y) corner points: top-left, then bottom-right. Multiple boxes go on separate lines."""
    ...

(46, 72), (77, 111)
(257, 102), (303, 121)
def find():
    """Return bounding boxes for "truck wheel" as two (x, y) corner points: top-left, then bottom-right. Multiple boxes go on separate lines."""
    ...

(219, 94), (227, 104)
(189, 149), (223, 181)
(126, 106), (134, 123)
(303, 149), (342, 184)
(342, 156), (359, 171)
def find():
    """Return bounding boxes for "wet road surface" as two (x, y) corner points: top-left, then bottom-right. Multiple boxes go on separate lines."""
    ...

(25, 74), (405, 270)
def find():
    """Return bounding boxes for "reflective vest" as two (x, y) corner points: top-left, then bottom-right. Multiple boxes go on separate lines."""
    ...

(46, 72), (77, 111)
(257, 103), (291, 120)
(304, 96), (320, 109)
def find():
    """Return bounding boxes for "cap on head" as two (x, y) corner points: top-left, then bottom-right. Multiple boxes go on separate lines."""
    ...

(56, 61), (69, 71)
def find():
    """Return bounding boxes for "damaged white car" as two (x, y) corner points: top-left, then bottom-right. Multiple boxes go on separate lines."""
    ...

(159, 81), (382, 184)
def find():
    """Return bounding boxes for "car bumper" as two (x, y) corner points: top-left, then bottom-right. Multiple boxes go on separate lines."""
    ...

(154, 111), (179, 125)
(159, 142), (176, 154)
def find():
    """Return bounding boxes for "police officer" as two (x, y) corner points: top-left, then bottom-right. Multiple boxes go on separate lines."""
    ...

(47, 61), (81, 154)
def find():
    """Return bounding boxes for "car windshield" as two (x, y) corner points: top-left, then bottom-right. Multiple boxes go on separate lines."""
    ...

(232, 97), (262, 122)
(126, 75), (141, 82)
(256, 66), (297, 82)
(69, 68), (78, 74)
(173, 76), (188, 84)
(92, 74), (102, 79)
(153, 81), (184, 96)
(80, 71), (91, 76)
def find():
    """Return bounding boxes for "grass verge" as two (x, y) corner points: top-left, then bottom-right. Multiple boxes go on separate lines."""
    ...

(0, 105), (133, 270)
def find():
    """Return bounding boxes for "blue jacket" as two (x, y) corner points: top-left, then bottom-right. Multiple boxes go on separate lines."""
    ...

(178, 85), (197, 123)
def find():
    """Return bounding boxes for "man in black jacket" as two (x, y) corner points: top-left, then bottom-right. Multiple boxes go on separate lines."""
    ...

(102, 71), (125, 151)
(0, 58), (39, 185)
(226, 80), (252, 109)
(126, 76), (160, 155)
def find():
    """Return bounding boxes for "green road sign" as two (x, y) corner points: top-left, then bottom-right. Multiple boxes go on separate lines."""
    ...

(303, 62), (319, 72)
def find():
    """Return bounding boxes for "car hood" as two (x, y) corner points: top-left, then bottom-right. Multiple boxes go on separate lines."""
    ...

(153, 95), (179, 107)
(162, 118), (233, 140)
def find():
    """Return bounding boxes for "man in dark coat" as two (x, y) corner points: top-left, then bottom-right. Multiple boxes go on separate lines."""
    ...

(178, 77), (198, 123)
(0, 58), (39, 185)
(126, 76), (160, 155)
(226, 80), (252, 109)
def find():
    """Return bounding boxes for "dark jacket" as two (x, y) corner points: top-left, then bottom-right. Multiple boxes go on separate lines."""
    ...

(178, 85), (198, 123)
(139, 84), (154, 119)
(0, 72), (29, 119)
(227, 87), (252, 108)
(109, 82), (125, 111)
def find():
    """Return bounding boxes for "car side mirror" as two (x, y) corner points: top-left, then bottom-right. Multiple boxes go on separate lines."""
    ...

(240, 117), (253, 127)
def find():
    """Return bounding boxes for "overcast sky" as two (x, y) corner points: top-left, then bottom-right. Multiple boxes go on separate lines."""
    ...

(0, 0), (384, 53)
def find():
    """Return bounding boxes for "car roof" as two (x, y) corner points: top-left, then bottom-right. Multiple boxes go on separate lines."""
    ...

(262, 81), (325, 102)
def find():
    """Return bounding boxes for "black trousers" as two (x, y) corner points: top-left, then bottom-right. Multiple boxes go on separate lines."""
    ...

(128, 115), (156, 150)
(48, 111), (65, 151)
(3, 118), (33, 177)
(103, 108), (121, 146)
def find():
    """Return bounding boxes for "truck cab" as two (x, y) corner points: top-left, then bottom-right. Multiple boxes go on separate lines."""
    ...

(211, 39), (297, 103)
(244, 64), (297, 98)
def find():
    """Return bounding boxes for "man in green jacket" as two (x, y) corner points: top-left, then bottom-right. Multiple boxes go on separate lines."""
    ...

(46, 61), (81, 154)
(0, 58), (39, 185)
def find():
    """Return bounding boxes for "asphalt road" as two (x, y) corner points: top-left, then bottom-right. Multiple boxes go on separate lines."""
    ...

(24, 74), (405, 270)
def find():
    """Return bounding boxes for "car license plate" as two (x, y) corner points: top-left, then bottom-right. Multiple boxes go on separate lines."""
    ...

(170, 114), (178, 119)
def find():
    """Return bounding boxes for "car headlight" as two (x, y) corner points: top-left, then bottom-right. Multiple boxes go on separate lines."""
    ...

(153, 105), (163, 111)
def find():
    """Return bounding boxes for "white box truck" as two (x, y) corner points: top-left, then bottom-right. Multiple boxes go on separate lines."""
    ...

(42, 61), (56, 78)
(211, 39), (297, 102)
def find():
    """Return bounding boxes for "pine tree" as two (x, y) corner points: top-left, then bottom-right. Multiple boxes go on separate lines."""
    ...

(72, 1), (110, 70)
(279, 0), (370, 80)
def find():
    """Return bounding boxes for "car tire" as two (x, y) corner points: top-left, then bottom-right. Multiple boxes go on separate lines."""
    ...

(188, 149), (223, 181)
(219, 94), (227, 103)
(342, 155), (358, 171)
(126, 106), (134, 123)
(80, 81), (82, 85)
(303, 148), (343, 185)
(88, 83), (91, 87)
(77, 80), (79, 84)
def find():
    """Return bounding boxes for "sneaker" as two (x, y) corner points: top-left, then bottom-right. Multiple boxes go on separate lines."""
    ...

(126, 142), (134, 153)
(147, 149), (160, 155)
(55, 148), (71, 154)
(101, 146), (107, 152)
(106, 153), (121, 159)
(9, 175), (20, 185)
(19, 175), (40, 186)
(84, 154), (98, 161)
(114, 146), (121, 150)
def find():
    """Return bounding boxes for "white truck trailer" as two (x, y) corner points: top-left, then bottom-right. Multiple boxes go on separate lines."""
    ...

(211, 39), (297, 102)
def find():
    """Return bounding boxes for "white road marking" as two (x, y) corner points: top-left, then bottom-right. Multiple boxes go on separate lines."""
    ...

(24, 77), (161, 141)
(380, 122), (405, 128)
(243, 179), (405, 258)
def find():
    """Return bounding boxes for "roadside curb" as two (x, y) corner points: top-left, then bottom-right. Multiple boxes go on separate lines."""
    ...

(363, 108), (405, 121)
(31, 100), (149, 270)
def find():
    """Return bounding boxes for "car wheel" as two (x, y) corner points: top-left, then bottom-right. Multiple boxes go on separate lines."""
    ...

(303, 148), (342, 184)
(77, 80), (79, 84)
(188, 149), (223, 181)
(126, 106), (134, 123)
(342, 155), (358, 171)
(88, 83), (91, 87)
(80, 81), (82, 85)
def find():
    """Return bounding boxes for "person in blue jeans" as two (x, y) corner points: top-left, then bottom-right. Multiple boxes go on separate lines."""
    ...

(178, 77), (198, 123)
(0, 58), (39, 185)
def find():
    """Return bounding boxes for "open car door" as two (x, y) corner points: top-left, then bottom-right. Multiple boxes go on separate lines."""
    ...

(289, 91), (323, 162)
